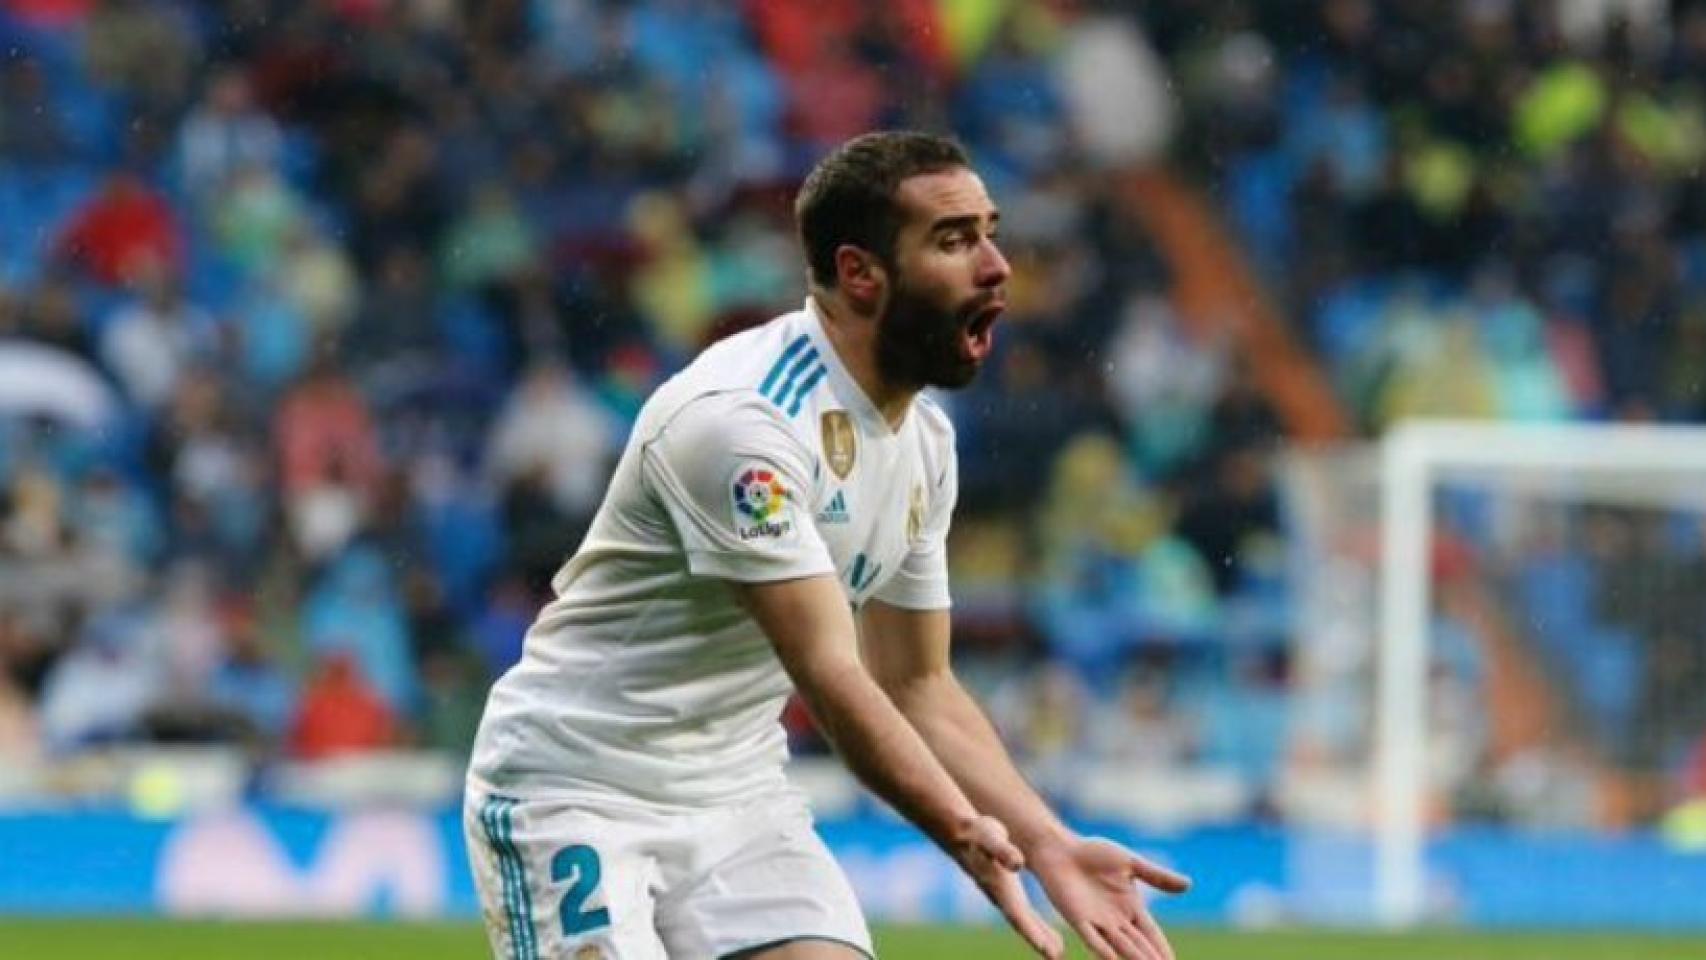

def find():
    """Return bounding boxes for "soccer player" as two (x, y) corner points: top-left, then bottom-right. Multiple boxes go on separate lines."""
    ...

(465, 131), (1190, 960)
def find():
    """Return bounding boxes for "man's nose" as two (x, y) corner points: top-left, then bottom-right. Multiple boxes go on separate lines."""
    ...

(977, 238), (1011, 287)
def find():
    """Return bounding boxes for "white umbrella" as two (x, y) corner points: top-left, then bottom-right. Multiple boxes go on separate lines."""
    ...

(0, 341), (120, 429)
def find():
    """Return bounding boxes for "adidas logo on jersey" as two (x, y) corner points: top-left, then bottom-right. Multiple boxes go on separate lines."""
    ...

(817, 490), (850, 525)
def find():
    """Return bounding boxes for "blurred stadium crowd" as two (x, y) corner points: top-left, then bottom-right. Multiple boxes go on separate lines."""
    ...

(2, 0), (1704, 825)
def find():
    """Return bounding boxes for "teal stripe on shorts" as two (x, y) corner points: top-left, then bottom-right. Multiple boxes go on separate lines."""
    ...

(497, 798), (539, 960)
(483, 796), (534, 960)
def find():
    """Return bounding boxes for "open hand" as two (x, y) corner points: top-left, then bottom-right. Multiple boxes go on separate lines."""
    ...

(948, 815), (1067, 959)
(1029, 836), (1190, 960)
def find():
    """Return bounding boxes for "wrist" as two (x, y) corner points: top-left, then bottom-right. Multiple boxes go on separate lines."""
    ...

(1011, 820), (1075, 859)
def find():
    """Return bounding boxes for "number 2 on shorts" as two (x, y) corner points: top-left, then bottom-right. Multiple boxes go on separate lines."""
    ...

(551, 844), (612, 936)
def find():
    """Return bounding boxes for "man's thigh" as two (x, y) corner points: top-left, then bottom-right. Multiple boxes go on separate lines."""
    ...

(464, 786), (666, 959)
(657, 795), (873, 960)
(724, 938), (871, 960)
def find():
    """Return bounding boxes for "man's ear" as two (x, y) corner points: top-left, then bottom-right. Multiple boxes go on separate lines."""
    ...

(834, 245), (887, 310)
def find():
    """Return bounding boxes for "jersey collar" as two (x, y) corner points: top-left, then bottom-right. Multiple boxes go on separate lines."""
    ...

(802, 297), (901, 437)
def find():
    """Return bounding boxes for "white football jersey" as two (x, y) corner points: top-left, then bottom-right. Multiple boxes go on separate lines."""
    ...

(469, 298), (957, 806)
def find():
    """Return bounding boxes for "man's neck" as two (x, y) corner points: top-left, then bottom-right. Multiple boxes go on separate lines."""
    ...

(810, 290), (914, 431)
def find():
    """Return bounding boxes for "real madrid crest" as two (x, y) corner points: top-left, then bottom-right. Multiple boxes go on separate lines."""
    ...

(821, 410), (857, 480)
(907, 483), (926, 544)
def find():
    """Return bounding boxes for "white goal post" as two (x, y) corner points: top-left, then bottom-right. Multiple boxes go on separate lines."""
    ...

(1375, 419), (1706, 926)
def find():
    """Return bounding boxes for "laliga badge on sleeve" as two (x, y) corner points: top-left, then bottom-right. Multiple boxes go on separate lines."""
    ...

(730, 463), (798, 542)
(821, 410), (857, 480)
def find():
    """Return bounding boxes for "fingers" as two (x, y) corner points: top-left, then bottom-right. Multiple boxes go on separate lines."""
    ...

(1106, 920), (1157, 960)
(975, 859), (1062, 959)
(958, 817), (1058, 958)
(1077, 917), (1164, 960)
(1022, 919), (1066, 960)
(987, 874), (1065, 960)
(1132, 907), (1176, 960)
(990, 834), (1025, 872)
(967, 815), (1025, 871)
(1073, 918), (1119, 960)
(1128, 854), (1191, 895)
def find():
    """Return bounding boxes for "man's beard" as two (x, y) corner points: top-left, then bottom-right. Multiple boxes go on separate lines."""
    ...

(874, 277), (990, 391)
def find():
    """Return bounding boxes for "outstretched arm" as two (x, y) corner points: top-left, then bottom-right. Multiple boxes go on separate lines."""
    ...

(861, 599), (1191, 960)
(734, 576), (1063, 959)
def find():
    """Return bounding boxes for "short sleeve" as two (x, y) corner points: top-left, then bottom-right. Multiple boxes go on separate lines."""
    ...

(642, 393), (835, 583)
(871, 441), (957, 611)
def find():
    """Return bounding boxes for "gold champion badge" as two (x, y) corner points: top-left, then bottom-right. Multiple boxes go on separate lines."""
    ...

(821, 410), (857, 480)
(574, 946), (604, 960)
(907, 483), (926, 544)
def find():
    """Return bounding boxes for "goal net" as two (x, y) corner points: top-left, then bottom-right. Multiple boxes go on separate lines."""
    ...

(1281, 421), (1706, 926)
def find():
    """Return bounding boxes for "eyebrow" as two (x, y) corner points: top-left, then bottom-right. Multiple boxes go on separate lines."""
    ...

(928, 211), (1000, 234)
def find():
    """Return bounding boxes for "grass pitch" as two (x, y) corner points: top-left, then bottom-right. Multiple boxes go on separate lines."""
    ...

(0, 920), (1702, 958)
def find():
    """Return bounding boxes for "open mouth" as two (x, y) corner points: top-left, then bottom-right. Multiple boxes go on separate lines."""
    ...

(962, 301), (1004, 362)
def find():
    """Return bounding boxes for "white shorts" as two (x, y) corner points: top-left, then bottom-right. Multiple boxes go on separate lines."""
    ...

(464, 781), (873, 960)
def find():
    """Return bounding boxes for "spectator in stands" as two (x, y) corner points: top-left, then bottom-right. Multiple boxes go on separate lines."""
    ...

(274, 347), (385, 560)
(470, 574), (532, 679)
(98, 261), (216, 410)
(67, 465), (161, 570)
(213, 165), (304, 274)
(402, 567), (465, 663)
(485, 360), (615, 528)
(1174, 445), (1282, 598)
(1372, 302), (1499, 425)
(417, 645), (485, 755)
(346, 244), (439, 370)
(151, 561), (225, 697)
(287, 651), (396, 761)
(987, 661), (1091, 798)
(349, 124), (447, 273)
(627, 190), (718, 356)
(1471, 267), (1576, 420)
(1198, 648), (1292, 790)
(232, 270), (312, 392)
(36, 602), (164, 752)
(958, 336), (1100, 510)
(176, 67), (283, 205)
(1, 455), (141, 636)
(1088, 669), (1198, 769)
(147, 371), (269, 572)
(54, 172), (183, 286)
(1106, 294), (1228, 475)
(203, 600), (295, 748)
(439, 180), (540, 292)
(276, 220), (360, 337)
(302, 545), (416, 715)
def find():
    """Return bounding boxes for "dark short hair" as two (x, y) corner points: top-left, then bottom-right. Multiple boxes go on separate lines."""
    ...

(794, 131), (971, 288)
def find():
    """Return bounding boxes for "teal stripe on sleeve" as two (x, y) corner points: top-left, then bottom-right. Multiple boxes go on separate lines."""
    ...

(785, 364), (829, 416)
(759, 334), (811, 397)
(766, 348), (820, 405)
